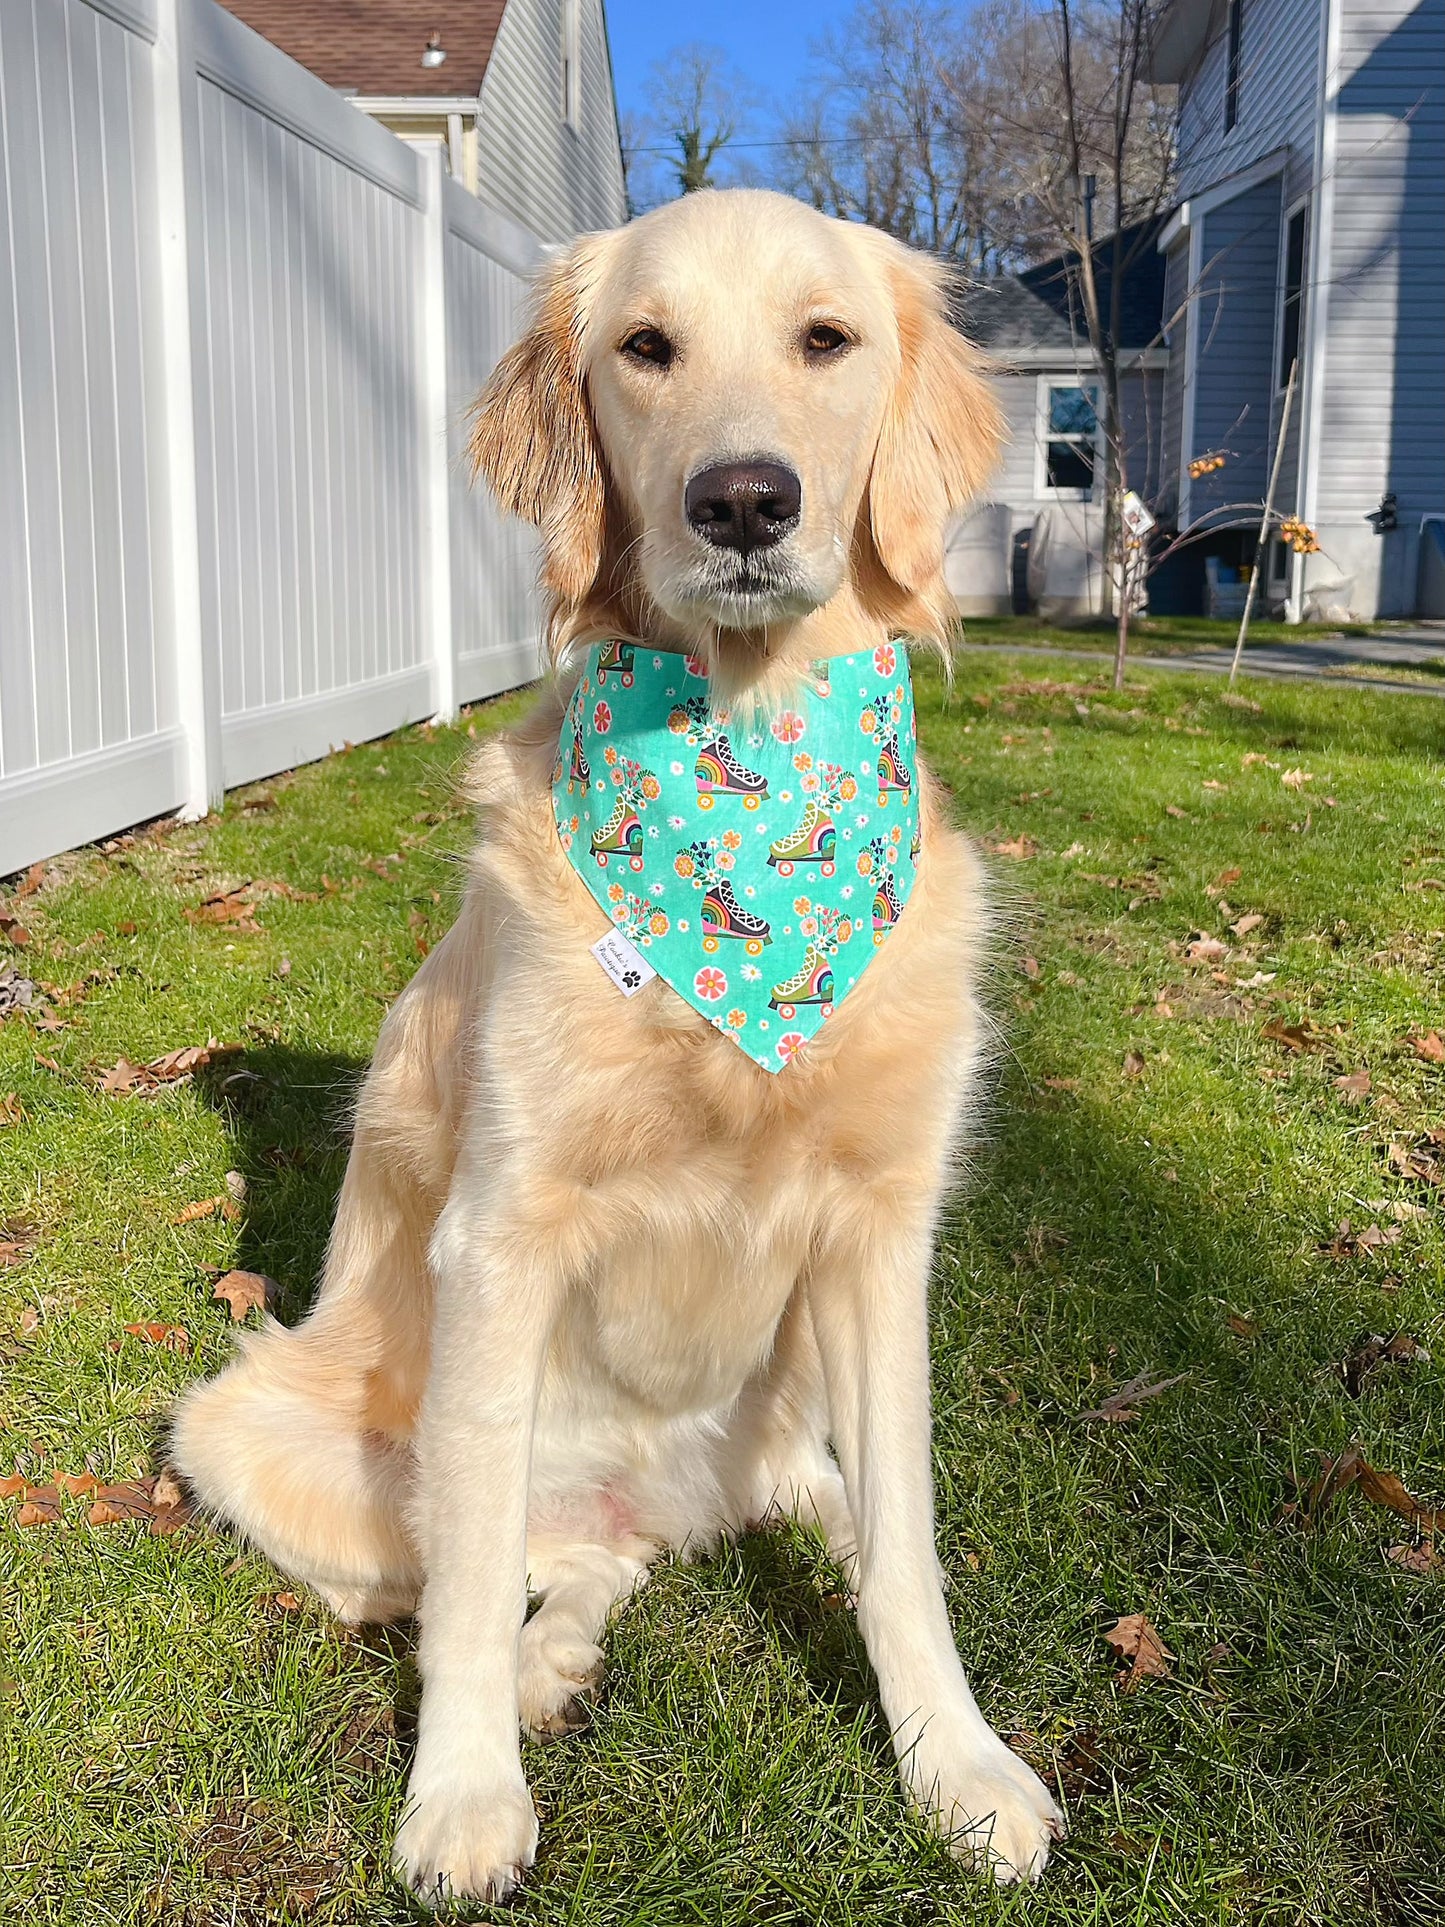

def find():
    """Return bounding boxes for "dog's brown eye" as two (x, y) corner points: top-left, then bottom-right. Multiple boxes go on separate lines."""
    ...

(805, 323), (850, 359)
(621, 328), (673, 368)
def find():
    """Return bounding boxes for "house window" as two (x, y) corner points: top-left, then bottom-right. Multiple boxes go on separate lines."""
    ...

(561, 0), (581, 129)
(1224, 0), (1243, 132)
(1278, 205), (1306, 390)
(1041, 382), (1101, 497)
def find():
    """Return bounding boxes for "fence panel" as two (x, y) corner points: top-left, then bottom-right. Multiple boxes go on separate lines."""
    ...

(443, 178), (545, 706)
(188, 1), (432, 788)
(0, 0), (548, 879)
(0, 0), (184, 875)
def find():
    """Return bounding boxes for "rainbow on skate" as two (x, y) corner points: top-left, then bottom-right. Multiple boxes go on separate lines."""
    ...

(700, 880), (772, 955)
(875, 737), (913, 806)
(595, 639), (636, 688)
(696, 734), (769, 810)
(872, 870), (902, 942)
(769, 944), (836, 1021)
(590, 797), (645, 872)
(767, 800), (837, 878)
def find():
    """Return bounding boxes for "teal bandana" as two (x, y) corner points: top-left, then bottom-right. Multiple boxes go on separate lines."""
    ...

(552, 642), (921, 1073)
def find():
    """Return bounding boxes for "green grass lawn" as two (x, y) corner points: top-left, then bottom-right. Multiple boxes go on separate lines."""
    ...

(3, 657), (1443, 1926)
(957, 615), (1404, 655)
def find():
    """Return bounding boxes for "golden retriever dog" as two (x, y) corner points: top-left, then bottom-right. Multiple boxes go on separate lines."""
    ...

(170, 187), (1064, 1904)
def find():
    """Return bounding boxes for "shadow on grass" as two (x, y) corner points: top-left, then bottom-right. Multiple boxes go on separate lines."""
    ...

(195, 1044), (366, 1326)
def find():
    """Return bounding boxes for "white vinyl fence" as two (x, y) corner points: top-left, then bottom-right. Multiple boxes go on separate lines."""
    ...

(0, 0), (546, 877)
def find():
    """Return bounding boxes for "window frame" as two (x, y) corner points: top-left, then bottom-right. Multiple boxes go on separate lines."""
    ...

(1224, 0), (1243, 133)
(560, 0), (582, 131)
(1035, 376), (1104, 503)
(1275, 199), (1308, 395)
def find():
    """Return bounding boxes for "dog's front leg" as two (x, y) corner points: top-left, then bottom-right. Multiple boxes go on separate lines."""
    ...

(809, 1201), (1063, 1883)
(392, 1172), (565, 1908)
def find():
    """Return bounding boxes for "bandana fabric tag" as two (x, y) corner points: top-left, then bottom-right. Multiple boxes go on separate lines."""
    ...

(553, 641), (920, 1073)
(590, 928), (657, 996)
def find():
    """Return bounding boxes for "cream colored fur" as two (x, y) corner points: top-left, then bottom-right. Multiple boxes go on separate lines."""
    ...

(170, 189), (1063, 1905)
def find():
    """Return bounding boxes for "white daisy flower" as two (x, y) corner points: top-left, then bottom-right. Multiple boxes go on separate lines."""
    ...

(668, 813), (686, 828)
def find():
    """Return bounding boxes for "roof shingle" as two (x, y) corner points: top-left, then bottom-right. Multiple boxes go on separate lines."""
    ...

(218, 0), (507, 98)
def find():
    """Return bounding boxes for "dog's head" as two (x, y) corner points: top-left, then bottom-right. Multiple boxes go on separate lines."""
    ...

(470, 190), (999, 668)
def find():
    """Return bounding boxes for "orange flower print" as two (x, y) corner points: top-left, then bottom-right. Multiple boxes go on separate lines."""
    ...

(721, 828), (742, 851)
(776, 1032), (806, 1063)
(603, 745), (618, 766)
(793, 751), (814, 772)
(593, 701), (612, 732)
(726, 1008), (747, 1029)
(694, 966), (727, 1002)
(772, 710), (805, 745)
(873, 643), (897, 676)
(641, 774), (661, 800)
(674, 852), (696, 879)
(607, 882), (625, 904)
(793, 896), (812, 914)
(649, 911), (669, 935)
(859, 710), (876, 735)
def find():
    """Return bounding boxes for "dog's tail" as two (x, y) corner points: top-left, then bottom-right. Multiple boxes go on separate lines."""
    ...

(169, 1308), (424, 1622)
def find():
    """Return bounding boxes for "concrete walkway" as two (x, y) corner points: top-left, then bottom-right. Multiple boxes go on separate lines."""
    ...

(960, 626), (1445, 699)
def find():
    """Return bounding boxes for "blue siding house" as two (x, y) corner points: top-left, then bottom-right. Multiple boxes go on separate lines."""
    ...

(1153, 0), (1445, 618)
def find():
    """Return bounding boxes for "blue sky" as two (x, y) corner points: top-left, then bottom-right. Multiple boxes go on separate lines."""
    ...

(603, 1), (818, 138)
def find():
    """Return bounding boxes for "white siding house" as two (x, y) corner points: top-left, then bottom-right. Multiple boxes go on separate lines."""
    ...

(1154, 0), (1445, 618)
(950, 242), (1168, 619)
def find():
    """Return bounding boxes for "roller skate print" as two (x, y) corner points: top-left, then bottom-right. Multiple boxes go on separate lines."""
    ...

(769, 900), (852, 1020)
(595, 639), (636, 688)
(675, 837), (773, 954)
(860, 694), (913, 807)
(700, 878), (772, 955)
(591, 750), (660, 873)
(857, 834), (905, 944)
(767, 799), (837, 878)
(695, 732), (770, 810)
(769, 758), (858, 876)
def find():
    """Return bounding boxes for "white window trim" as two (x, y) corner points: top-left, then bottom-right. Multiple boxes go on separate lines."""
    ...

(561, 0), (582, 131)
(1034, 374), (1104, 503)
(1274, 195), (1308, 399)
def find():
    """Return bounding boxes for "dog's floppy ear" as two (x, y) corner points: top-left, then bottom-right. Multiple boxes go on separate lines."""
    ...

(469, 236), (610, 607)
(865, 239), (1001, 601)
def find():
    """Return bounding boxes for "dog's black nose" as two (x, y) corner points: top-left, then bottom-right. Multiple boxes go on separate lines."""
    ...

(685, 461), (802, 553)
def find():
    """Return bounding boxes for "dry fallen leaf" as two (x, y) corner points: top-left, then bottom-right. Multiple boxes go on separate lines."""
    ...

(122, 1321), (190, 1353)
(1301, 1446), (1445, 1534)
(990, 835), (1038, 860)
(1410, 1030), (1445, 1065)
(14, 1483), (62, 1527)
(0, 1218), (38, 1269)
(1122, 1051), (1146, 1078)
(1318, 1220), (1402, 1259)
(212, 1270), (278, 1322)
(1386, 1542), (1441, 1577)
(1334, 1070), (1372, 1103)
(88, 1480), (159, 1525)
(1280, 767), (1314, 789)
(60, 1472), (99, 1497)
(1044, 1075), (1080, 1092)
(1262, 1017), (1324, 1053)
(1102, 1613), (1175, 1690)
(1386, 1130), (1445, 1188)
(1226, 1312), (1259, 1339)
(173, 1196), (241, 1226)
(1020, 956), (1041, 980)
(0, 1093), (24, 1127)
(1186, 934), (1229, 962)
(101, 1041), (241, 1096)
(1231, 912), (1264, 937)
(1081, 1369), (1188, 1423)
(1340, 1331), (1429, 1399)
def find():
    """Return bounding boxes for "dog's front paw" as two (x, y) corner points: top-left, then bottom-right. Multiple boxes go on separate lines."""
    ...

(392, 1774), (539, 1908)
(517, 1624), (604, 1743)
(907, 1733), (1063, 1883)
